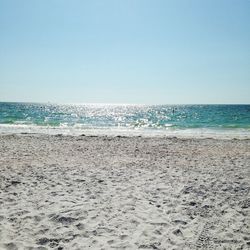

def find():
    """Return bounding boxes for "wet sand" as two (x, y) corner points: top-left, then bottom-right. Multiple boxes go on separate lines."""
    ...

(0, 134), (249, 249)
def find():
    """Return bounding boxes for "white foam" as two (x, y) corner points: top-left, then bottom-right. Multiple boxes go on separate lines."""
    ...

(0, 124), (249, 139)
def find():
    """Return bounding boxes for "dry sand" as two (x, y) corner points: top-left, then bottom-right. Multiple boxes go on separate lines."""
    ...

(0, 134), (249, 250)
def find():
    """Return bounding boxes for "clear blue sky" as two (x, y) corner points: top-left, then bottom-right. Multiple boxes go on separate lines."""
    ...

(0, 0), (249, 104)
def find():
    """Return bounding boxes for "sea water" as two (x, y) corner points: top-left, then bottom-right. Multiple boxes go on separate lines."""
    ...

(0, 102), (249, 138)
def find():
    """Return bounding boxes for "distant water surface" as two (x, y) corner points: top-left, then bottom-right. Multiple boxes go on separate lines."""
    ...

(0, 102), (249, 138)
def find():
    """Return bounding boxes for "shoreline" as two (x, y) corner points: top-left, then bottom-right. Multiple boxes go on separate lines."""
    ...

(1, 132), (250, 141)
(0, 127), (250, 140)
(0, 134), (249, 249)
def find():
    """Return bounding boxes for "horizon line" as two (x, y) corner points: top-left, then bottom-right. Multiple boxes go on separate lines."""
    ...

(0, 101), (250, 106)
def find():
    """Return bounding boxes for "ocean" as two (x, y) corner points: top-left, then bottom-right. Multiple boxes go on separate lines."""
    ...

(0, 102), (249, 138)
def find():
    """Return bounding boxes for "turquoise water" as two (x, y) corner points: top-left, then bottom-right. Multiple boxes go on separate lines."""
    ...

(0, 102), (249, 137)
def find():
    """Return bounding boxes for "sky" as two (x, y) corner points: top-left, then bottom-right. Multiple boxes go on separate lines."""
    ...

(0, 0), (249, 104)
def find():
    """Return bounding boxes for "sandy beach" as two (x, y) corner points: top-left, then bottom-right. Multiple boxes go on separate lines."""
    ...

(0, 134), (249, 250)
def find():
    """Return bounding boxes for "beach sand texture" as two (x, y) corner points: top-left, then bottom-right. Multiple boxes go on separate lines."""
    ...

(0, 134), (249, 249)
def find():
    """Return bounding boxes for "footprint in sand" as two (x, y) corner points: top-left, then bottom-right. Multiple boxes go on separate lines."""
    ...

(195, 222), (215, 249)
(4, 243), (18, 250)
(120, 235), (128, 240)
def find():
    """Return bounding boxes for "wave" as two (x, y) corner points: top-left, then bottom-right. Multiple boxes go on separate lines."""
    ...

(0, 123), (249, 139)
